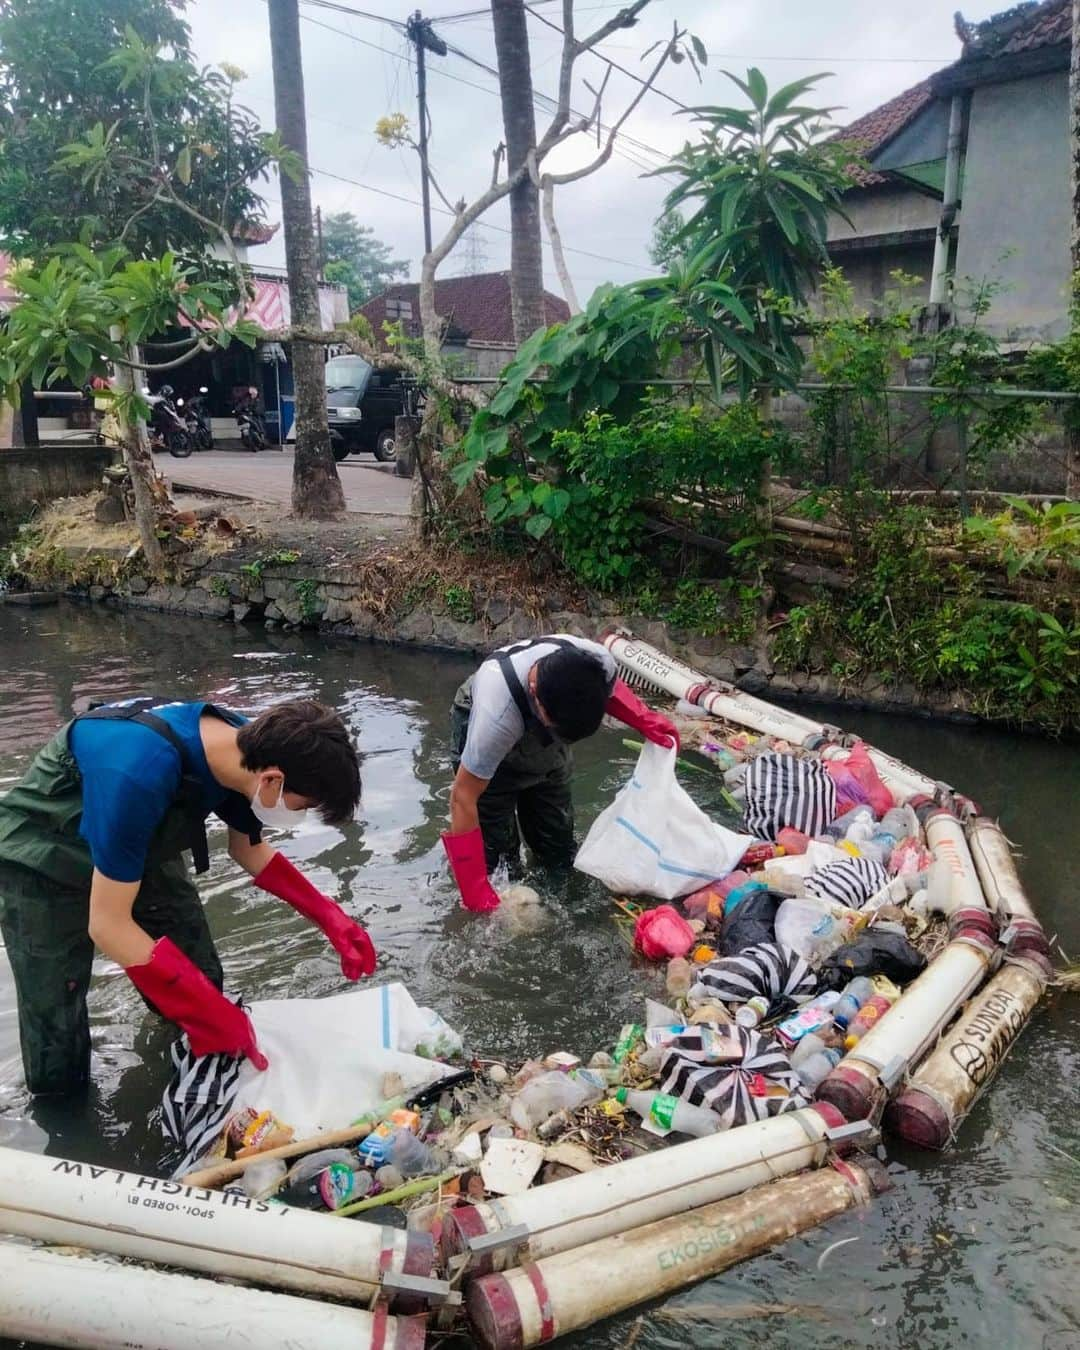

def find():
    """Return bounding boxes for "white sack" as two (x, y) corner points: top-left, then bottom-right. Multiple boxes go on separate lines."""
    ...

(574, 742), (753, 899)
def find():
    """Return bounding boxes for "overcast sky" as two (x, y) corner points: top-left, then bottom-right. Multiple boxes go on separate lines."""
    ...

(186, 0), (1006, 299)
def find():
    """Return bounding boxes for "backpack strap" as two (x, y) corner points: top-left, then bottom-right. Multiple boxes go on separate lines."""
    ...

(490, 637), (576, 746)
(78, 700), (216, 873)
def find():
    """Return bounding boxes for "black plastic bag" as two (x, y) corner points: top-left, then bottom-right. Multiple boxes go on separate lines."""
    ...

(720, 888), (784, 956)
(819, 928), (927, 989)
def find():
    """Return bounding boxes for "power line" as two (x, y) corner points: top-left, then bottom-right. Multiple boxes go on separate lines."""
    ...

(524, 3), (692, 112)
(311, 165), (645, 269)
(296, 0), (670, 168)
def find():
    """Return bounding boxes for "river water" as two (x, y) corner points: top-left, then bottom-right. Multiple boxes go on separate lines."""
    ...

(0, 601), (1077, 1349)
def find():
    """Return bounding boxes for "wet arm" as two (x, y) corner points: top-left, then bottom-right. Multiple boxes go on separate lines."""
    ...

(87, 870), (154, 968)
(449, 765), (490, 836)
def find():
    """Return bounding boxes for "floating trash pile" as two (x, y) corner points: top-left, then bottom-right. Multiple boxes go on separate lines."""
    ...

(0, 631), (1059, 1350)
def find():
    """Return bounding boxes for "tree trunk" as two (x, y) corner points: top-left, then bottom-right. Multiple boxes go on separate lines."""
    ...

(112, 335), (165, 569)
(491, 0), (546, 344)
(267, 0), (345, 520)
(1068, 0), (1080, 495)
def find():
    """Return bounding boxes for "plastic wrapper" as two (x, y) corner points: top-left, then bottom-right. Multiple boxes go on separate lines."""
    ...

(824, 741), (894, 818)
(634, 905), (696, 960)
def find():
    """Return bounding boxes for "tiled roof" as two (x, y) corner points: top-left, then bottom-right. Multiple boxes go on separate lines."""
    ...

(836, 0), (1071, 191)
(834, 79), (936, 188)
(970, 0), (1070, 55)
(361, 271), (571, 347)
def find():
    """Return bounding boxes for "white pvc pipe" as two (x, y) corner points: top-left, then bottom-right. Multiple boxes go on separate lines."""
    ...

(966, 816), (1037, 920)
(443, 1104), (844, 1271)
(0, 1242), (426, 1350)
(816, 808), (995, 1121)
(923, 809), (988, 912)
(0, 1147), (431, 1302)
(888, 960), (1048, 1148)
(602, 630), (940, 801)
(465, 1158), (889, 1349)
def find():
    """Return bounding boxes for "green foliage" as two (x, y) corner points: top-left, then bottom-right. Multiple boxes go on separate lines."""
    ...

(648, 209), (690, 271)
(658, 68), (853, 397)
(963, 496), (1080, 581)
(0, 247), (255, 405)
(208, 575), (230, 599)
(0, 1), (273, 259)
(239, 548), (301, 579)
(773, 509), (1078, 732)
(320, 211), (409, 312)
(294, 577), (323, 621)
(547, 403), (784, 591)
(442, 583), (476, 624)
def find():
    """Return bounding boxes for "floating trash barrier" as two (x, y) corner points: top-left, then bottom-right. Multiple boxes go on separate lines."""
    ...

(0, 629), (1057, 1348)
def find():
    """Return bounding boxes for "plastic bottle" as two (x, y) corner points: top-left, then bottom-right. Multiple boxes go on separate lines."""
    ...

(509, 1068), (605, 1130)
(879, 805), (918, 843)
(844, 994), (895, 1049)
(734, 994), (770, 1028)
(387, 1127), (437, 1178)
(831, 976), (876, 1030)
(796, 1047), (842, 1091)
(665, 957), (694, 998)
(789, 1031), (831, 1070)
(615, 1087), (719, 1138)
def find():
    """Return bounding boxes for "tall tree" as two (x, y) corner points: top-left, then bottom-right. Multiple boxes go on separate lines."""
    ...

(267, 0), (345, 520)
(0, 0), (268, 258)
(319, 210), (408, 310)
(491, 0), (546, 343)
(648, 209), (689, 271)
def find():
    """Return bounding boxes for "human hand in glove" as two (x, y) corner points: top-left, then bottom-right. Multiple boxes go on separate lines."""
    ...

(442, 828), (501, 912)
(605, 678), (680, 750)
(254, 852), (376, 980)
(127, 937), (268, 1069)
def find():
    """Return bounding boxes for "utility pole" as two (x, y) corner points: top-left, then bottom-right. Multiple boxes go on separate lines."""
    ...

(315, 204), (325, 281)
(406, 10), (447, 256)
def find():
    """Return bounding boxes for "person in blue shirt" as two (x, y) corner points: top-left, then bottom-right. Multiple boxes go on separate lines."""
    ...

(0, 697), (373, 1096)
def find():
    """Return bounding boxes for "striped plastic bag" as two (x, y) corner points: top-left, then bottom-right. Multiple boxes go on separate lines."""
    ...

(574, 741), (754, 899)
(742, 752), (837, 840)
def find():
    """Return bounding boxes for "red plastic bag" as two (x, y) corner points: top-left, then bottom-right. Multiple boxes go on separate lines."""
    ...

(825, 742), (894, 818)
(633, 905), (695, 960)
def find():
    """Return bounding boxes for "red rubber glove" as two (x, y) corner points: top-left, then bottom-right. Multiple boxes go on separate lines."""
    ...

(127, 937), (268, 1069)
(605, 678), (680, 750)
(442, 828), (501, 913)
(254, 852), (376, 980)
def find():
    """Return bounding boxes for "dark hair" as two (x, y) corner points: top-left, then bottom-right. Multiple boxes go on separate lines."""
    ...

(534, 648), (610, 743)
(237, 700), (361, 826)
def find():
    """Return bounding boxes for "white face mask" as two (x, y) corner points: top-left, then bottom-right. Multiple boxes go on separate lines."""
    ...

(250, 776), (308, 830)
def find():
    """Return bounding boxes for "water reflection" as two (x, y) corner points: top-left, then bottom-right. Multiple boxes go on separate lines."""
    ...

(0, 601), (1077, 1350)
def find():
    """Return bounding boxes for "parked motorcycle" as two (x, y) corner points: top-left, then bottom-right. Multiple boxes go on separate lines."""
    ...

(232, 386), (267, 452)
(176, 386), (213, 450)
(148, 385), (192, 458)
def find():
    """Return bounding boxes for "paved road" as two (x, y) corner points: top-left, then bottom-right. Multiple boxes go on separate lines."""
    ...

(155, 447), (412, 517)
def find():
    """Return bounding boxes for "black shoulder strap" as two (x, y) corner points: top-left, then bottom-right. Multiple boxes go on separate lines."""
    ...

(78, 700), (212, 874)
(491, 638), (576, 746)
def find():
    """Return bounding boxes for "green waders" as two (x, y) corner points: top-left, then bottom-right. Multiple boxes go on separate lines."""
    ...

(451, 677), (576, 873)
(0, 726), (223, 1097)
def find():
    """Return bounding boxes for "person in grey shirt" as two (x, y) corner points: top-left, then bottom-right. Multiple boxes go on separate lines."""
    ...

(442, 635), (678, 912)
